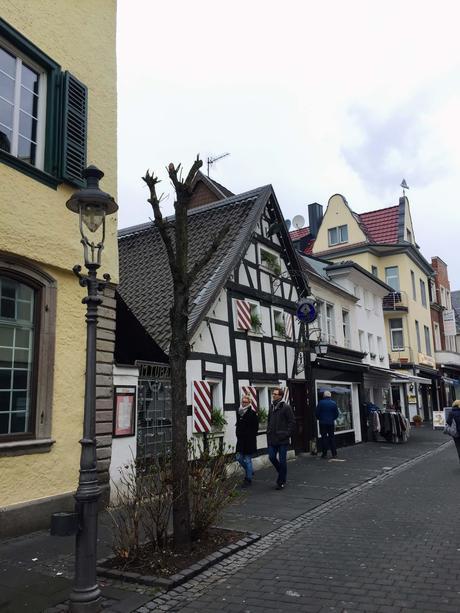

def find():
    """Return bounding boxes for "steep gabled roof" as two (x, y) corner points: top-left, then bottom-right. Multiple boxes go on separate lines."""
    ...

(358, 206), (399, 243)
(118, 185), (305, 354)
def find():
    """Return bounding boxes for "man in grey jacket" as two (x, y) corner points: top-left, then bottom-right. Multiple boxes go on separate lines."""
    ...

(267, 388), (295, 490)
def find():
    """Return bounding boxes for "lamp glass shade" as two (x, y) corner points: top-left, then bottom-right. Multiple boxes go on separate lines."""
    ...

(81, 202), (105, 233)
(317, 341), (328, 355)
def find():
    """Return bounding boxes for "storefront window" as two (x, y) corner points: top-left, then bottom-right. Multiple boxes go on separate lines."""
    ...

(317, 382), (353, 432)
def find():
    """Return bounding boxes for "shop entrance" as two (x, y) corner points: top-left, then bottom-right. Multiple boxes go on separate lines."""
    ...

(288, 380), (312, 452)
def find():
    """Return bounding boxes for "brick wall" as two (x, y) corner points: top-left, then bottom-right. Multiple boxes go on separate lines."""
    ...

(96, 284), (116, 485)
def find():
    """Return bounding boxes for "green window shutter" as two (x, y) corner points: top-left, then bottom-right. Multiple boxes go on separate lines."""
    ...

(60, 71), (87, 186)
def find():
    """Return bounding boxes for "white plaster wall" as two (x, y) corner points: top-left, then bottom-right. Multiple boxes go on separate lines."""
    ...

(260, 305), (271, 335)
(235, 339), (248, 371)
(276, 344), (286, 374)
(110, 365), (139, 504)
(186, 360), (202, 404)
(225, 365), (235, 404)
(264, 343), (275, 373)
(211, 322), (231, 356)
(208, 290), (228, 320)
(250, 340), (263, 371)
(238, 263), (249, 286)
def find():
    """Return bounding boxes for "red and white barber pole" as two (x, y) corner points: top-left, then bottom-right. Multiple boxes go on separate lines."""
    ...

(241, 386), (258, 411)
(192, 380), (212, 433)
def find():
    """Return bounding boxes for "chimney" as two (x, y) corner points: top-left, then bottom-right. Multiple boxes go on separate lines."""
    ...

(308, 203), (323, 238)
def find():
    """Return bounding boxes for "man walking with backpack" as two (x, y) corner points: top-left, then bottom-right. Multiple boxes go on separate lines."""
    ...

(267, 388), (295, 490)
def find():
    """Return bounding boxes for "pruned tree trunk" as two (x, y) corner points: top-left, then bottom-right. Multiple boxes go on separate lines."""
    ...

(143, 157), (228, 552)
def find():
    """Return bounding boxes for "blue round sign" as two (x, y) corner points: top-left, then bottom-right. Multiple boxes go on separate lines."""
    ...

(296, 298), (318, 324)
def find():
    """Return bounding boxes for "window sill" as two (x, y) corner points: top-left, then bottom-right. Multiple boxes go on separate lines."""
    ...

(0, 438), (55, 457)
(0, 150), (61, 190)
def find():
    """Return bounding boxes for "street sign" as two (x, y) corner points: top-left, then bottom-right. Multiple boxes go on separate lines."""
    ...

(295, 298), (318, 324)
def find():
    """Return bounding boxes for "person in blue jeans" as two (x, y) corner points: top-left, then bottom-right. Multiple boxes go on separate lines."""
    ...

(236, 395), (259, 486)
(267, 388), (295, 490)
(316, 390), (339, 458)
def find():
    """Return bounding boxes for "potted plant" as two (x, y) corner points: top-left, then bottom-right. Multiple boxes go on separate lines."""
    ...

(275, 321), (287, 338)
(210, 408), (227, 432)
(261, 251), (281, 276)
(370, 352), (377, 359)
(257, 407), (268, 429)
(412, 414), (423, 427)
(250, 312), (262, 333)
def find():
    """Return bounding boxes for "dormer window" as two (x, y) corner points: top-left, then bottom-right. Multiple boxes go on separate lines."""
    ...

(406, 228), (412, 243)
(328, 225), (348, 246)
(260, 248), (281, 276)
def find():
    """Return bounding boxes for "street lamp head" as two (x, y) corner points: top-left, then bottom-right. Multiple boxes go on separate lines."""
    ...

(66, 166), (118, 267)
(317, 340), (328, 355)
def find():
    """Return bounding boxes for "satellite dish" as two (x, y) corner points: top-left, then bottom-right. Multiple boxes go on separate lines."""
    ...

(284, 219), (291, 230)
(292, 215), (305, 230)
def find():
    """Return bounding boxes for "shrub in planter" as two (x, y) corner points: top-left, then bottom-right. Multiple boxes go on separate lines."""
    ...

(257, 406), (268, 427)
(250, 313), (262, 333)
(188, 438), (239, 539)
(275, 321), (287, 338)
(211, 407), (227, 431)
(413, 414), (423, 426)
(261, 251), (281, 276)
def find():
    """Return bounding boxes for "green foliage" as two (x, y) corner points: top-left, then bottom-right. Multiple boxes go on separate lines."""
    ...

(275, 321), (287, 338)
(261, 250), (282, 276)
(211, 407), (227, 430)
(250, 312), (262, 332)
(258, 406), (268, 425)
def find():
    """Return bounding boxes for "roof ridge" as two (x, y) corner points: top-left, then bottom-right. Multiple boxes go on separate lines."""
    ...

(118, 185), (271, 239)
(358, 204), (399, 217)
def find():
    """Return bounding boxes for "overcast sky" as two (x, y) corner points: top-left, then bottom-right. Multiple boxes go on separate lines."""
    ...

(117, 0), (460, 288)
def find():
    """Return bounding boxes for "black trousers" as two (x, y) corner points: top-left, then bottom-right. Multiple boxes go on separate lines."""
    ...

(454, 437), (460, 463)
(319, 423), (337, 456)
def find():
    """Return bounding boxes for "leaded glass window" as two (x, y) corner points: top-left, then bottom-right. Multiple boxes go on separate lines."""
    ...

(0, 277), (35, 436)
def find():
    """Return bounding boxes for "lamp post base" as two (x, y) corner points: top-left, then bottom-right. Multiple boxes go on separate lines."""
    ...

(69, 586), (102, 613)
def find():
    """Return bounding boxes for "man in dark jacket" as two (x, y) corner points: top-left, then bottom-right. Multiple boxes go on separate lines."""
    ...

(267, 388), (295, 490)
(446, 399), (460, 463)
(236, 395), (259, 486)
(316, 390), (339, 459)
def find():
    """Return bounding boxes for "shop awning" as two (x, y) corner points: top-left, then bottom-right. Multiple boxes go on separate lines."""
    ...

(315, 356), (369, 373)
(390, 372), (432, 385)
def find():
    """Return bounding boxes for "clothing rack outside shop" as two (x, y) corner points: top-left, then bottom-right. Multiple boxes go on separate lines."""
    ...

(368, 409), (410, 444)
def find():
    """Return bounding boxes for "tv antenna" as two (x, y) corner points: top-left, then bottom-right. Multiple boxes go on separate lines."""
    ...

(207, 152), (230, 177)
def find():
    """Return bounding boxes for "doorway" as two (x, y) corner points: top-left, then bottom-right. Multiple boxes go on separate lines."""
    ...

(287, 380), (312, 452)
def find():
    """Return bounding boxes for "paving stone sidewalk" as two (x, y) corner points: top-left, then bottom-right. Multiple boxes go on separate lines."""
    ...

(137, 430), (460, 613)
(0, 426), (449, 612)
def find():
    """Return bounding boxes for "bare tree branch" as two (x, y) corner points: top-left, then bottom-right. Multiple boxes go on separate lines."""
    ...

(188, 222), (231, 285)
(184, 155), (202, 192)
(142, 170), (177, 274)
(168, 156), (203, 207)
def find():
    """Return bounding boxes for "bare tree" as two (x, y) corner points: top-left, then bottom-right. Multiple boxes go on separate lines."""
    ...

(142, 157), (229, 551)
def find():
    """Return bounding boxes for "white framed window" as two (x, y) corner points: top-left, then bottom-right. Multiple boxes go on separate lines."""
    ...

(371, 265), (378, 277)
(377, 336), (384, 360)
(411, 271), (416, 301)
(248, 301), (262, 334)
(259, 247), (281, 276)
(358, 330), (365, 353)
(433, 322), (441, 352)
(385, 266), (400, 291)
(326, 303), (335, 343)
(440, 286), (446, 308)
(0, 40), (47, 169)
(364, 290), (373, 310)
(368, 333), (375, 359)
(406, 228), (412, 243)
(342, 309), (350, 347)
(446, 289), (451, 309)
(272, 308), (286, 339)
(424, 325), (432, 356)
(420, 280), (427, 308)
(328, 225), (348, 246)
(316, 300), (324, 338)
(389, 318), (404, 351)
(415, 320), (421, 353)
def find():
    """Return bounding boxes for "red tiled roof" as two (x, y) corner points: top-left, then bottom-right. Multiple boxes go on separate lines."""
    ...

(304, 238), (315, 255)
(289, 226), (310, 240)
(357, 205), (399, 244)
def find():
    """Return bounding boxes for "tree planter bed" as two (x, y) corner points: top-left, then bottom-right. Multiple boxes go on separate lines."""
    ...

(97, 527), (260, 590)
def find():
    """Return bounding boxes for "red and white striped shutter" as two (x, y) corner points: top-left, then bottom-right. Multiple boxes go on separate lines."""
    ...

(284, 313), (293, 339)
(236, 299), (251, 330)
(241, 386), (258, 411)
(282, 387), (290, 403)
(193, 381), (212, 433)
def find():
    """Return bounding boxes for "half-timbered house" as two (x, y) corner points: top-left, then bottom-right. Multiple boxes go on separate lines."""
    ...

(115, 184), (311, 468)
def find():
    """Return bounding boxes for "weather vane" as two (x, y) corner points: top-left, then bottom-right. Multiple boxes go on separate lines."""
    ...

(400, 178), (409, 197)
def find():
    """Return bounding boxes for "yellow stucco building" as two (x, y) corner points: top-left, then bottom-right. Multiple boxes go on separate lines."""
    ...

(0, 1), (118, 535)
(297, 194), (437, 420)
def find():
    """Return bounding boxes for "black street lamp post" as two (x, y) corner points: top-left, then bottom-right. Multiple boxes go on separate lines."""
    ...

(66, 166), (118, 612)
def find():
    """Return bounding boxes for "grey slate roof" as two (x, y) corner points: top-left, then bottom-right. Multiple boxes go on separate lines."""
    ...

(118, 185), (273, 354)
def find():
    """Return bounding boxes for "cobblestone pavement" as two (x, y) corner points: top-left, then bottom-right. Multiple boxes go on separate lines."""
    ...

(137, 440), (460, 613)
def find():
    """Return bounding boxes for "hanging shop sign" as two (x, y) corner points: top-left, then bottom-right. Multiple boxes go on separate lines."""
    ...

(443, 309), (457, 336)
(295, 298), (318, 324)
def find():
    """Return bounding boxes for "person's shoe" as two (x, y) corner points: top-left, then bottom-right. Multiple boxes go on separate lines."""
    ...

(242, 478), (252, 487)
(276, 482), (285, 490)
(321, 454), (328, 459)
(332, 453), (338, 458)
